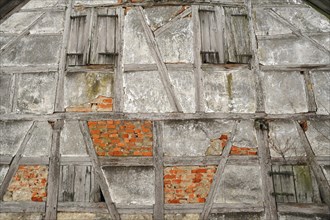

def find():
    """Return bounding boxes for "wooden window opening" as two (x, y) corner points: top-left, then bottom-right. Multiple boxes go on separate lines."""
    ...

(67, 8), (118, 67)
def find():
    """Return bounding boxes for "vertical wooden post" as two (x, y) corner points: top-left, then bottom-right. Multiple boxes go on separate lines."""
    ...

(245, 0), (265, 112)
(153, 121), (164, 220)
(255, 119), (278, 220)
(45, 119), (64, 220)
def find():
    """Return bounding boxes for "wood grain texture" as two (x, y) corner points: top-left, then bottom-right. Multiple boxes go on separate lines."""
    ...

(153, 121), (165, 220)
(45, 120), (64, 220)
(255, 119), (278, 220)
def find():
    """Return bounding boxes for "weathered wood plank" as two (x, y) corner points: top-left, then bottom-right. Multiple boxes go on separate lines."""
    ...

(257, 31), (330, 40)
(293, 165), (313, 203)
(277, 203), (330, 215)
(1, 112), (330, 122)
(0, 122), (36, 200)
(9, 73), (18, 112)
(79, 121), (120, 220)
(154, 7), (192, 37)
(192, 6), (204, 112)
(124, 63), (194, 72)
(255, 119), (278, 220)
(272, 165), (284, 203)
(153, 121), (164, 220)
(0, 202), (45, 213)
(74, 166), (87, 202)
(295, 121), (330, 207)
(200, 121), (238, 220)
(137, 6), (183, 112)
(260, 64), (330, 71)
(246, 0), (265, 112)
(45, 119), (64, 220)
(303, 71), (317, 112)
(99, 157), (153, 167)
(279, 165), (296, 203)
(54, 0), (72, 112)
(114, 7), (124, 112)
(267, 9), (330, 56)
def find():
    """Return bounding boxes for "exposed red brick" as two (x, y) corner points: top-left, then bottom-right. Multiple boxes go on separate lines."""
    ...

(88, 120), (153, 157)
(164, 166), (216, 204)
(4, 166), (48, 202)
(66, 96), (113, 112)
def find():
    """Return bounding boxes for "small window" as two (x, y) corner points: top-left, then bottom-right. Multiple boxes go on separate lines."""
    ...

(199, 7), (251, 64)
(67, 8), (118, 66)
(270, 165), (321, 203)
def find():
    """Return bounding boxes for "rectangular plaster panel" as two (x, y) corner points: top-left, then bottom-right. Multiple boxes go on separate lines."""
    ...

(305, 120), (330, 157)
(311, 71), (330, 114)
(203, 67), (256, 113)
(15, 72), (57, 114)
(0, 75), (12, 114)
(0, 35), (62, 66)
(262, 71), (308, 114)
(104, 166), (155, 205)
(214, 165), (263, 204)
(60, 121), (88, 156)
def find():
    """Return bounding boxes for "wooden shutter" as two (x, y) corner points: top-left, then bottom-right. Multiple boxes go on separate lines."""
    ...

(91, 8), (117, 65)
(58, 165), (101, 202)
(225, 7), (251, 64)
(67, 11), (89, 66)
(271, 165), (319, 203)
(199, 8), (225, 64)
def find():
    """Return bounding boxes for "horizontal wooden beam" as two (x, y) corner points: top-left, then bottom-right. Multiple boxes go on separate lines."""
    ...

(79, 1), (245, 8)
(1, 155), (329, 167)
(1, 202), (328, 215)
(277, 203), (330, 215)
(260, 64), (330, 72)
(1, 112), (329, 122)
(0, 65), (59, 75)
(257, 32), (330, 40)
(124, 63), (194, 72)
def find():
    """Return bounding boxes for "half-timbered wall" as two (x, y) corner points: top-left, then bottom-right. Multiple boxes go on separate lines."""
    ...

(0, 0), (329, 220)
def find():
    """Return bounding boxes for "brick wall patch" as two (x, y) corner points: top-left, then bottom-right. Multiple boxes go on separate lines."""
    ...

(66, 95), (113, 112)
(164, 166), (216, 204)
(206, 134), (257, 156)
(4, 165), (48, 202)
(88, 120), (153, 157)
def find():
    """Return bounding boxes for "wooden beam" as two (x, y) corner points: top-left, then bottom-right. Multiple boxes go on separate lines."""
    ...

(267, 9), (330, 56)
(295, 121), (330, 208)
(113, 7), (125, 112)
(153, 121), (165, 220)
(1, 112), (330, 122)
(99, 156), (153, 167)
(257, 32), (330, 40)
(0, 122), (36, 200)
(200, 121), (238, 220)
(260, 64), (330, 72)
(255, 119), (278, 220)
(45, 120), (64, 220)
(124, 63), (194, 72)
(277, 203), (330, 215)
(154, 7), (192, 37)
(246, 0), (265, 112)
(192, 5), (204, 112)
(303, 71), (318, 112)
(79, 121), (120, 220)
(0, 201), (45, 213)
(137, 6), (183, 112)
(54, 0), (72, 112)
(0, 65), (59, 75)
(81, 1), (245, 8)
